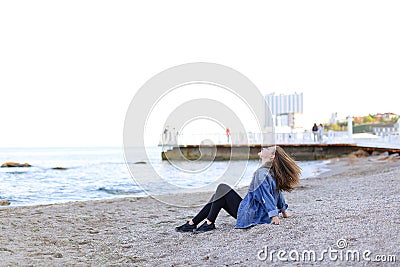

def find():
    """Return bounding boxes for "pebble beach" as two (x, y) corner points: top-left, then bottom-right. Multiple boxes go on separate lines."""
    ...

(1, 154), (399, 266)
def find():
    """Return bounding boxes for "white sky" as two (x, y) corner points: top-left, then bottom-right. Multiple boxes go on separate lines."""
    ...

(1, 1), (399, 147)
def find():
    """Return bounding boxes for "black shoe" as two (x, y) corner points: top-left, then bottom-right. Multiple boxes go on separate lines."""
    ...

(175, 221), (197, 232)
(194, 221), (216, 233)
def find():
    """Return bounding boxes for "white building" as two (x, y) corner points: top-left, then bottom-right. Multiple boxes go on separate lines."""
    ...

(329, 112), (339, 125)
(265, 93), (304, 132)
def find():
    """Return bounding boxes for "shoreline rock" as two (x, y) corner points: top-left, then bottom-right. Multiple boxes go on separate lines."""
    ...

(0, 200), (11, 206)
(1, 162), (32, 168)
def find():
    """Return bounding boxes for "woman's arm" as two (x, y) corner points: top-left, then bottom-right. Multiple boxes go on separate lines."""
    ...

(258, 176), (280, 218)
(277, 191), (293, 218)
(277, 190), (288, 213)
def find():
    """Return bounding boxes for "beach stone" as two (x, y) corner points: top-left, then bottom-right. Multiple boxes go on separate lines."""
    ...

(388, 153), (400, 161)
(0, 200), (11, 206)
(0, 247), (13, 253)
(88, 229), (99, 234)
(376, 151), (389, 160)
(371, 151), (381, 156)
(348, 150), (369, 158)
(53, 252), (63, 258)
(1, 162), (31, 168)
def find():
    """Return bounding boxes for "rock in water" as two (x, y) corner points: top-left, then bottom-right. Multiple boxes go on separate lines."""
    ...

(0, 200), (11, 206)
(52, 167), (68, 170)
(1, 162), (32, 168)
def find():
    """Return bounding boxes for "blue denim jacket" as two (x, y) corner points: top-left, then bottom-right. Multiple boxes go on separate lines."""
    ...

(236, 167), (288, 229)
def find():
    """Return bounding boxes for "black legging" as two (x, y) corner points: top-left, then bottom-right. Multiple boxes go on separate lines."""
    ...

(192, 183), (243, 225)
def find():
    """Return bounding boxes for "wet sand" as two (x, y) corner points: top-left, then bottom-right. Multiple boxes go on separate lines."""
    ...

(0, 155), (399, 266)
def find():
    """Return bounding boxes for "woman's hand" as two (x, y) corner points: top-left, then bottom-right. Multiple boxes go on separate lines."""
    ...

(271, 216), (280, 225)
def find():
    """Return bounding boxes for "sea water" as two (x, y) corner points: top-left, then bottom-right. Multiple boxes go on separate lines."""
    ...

(0, 147), (329, 206)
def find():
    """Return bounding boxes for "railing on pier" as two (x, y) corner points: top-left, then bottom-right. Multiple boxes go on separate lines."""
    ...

(160, 131), (400, 150)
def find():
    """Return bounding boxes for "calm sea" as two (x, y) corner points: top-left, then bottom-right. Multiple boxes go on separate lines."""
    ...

(0, 147), (329, 206)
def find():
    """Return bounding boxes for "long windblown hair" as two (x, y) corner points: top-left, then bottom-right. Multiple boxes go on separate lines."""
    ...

(269, 146), (301, 192)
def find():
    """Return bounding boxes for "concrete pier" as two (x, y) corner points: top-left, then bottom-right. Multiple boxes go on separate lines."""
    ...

(162, 144), (400, 161)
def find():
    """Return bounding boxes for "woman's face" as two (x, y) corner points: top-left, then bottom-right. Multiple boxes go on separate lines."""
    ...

(258, 147), (275, 162)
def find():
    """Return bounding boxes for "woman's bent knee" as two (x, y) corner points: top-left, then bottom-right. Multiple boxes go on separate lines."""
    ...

(216, 183), (231, 192)
(214, 183), (232, 200)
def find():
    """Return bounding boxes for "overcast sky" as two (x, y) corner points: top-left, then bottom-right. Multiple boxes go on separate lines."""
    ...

(1, 1), (399, 147)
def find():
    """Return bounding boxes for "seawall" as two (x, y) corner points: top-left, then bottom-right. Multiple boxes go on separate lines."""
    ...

(161, 144), (400, 161)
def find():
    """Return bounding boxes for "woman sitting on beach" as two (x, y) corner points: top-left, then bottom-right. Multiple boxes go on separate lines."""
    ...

(175, 146), (301, 233)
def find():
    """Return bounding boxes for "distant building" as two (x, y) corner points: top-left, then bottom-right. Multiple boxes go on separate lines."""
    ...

(353, 116), (364, 124)
(265, 92), (303, 115)
(374, 112), (398, 120)
(352, 112), (398, 124)
(329, 112), (338, 125)
(374, 113), (399, 135)
(265, 93), (304, 131)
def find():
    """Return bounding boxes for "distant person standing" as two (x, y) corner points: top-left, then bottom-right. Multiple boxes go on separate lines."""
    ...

(312, 123), (318, 142)
(318, 124), (324, 143)
(225, 128), (231, 143)
(163, 126), (169, 145)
